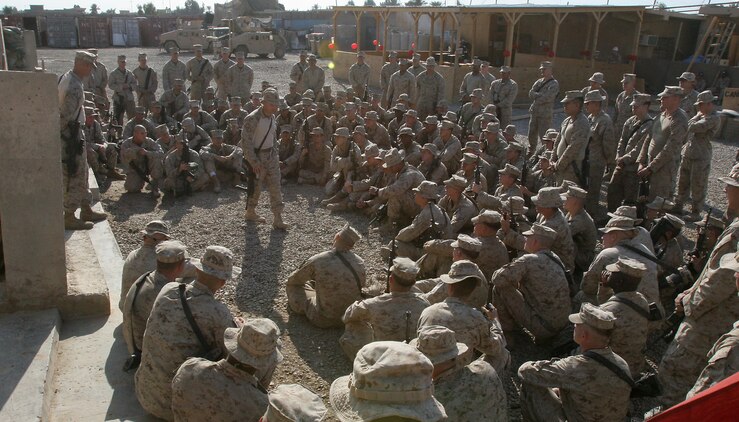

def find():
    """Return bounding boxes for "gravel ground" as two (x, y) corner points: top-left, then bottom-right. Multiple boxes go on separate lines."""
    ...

(40, 47), (737, 421)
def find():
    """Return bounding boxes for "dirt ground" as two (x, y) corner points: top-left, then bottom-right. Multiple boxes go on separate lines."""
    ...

(40, 47), (737, 421)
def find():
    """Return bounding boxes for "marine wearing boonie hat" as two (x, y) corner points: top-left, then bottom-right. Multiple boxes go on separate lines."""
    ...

(631, 93), (652, 106)
(608, 205), (642, 224)
(562, 185), (587, 200)
(605, 257), (647, 279)
(353, 125), (366, 135)
(463, 141), (482, 153)
(337, 223), (361, 246)
(657, 86), (684, 98)
(483, 122), (500, 133)
(413, 180), (440, 201)
(439, 120), (454, 130)
(677, 72), (696, 82)
(470, 88), (483, 98)
(262, 88), (279, 105)
(561, 90), (585, 103)
(410, 325), (469, 365)
(263, 384), (327, 422)
(694, 90), (717, 105)
(539, 61), (553, 69)
(334, 127), (351, 138)
(421, 143), (440, 157)
(498, 163), (521, 178)
(621, 73), (636, 83)
(193, 245), (234, 280)
(223, 318), (283, 372)
(584, 90), (605, 103)
(443, 174), (467, 191)
(718, 163), (739, 187)
(329, 341), (445, 422)
(364, 111), (379, 121)
(599, 216), (637, 233)
(398, 127), (415, 137)
(504, 196), (528, 214)
(461, 152), (479, 165)
(311, 127), (324, 136)
(75, 50), (97, 64)
(381, 148), (405, 168)
(441, 260), (482, 284)
(504, 124), (516, 136)
(588, 72), (606, 85)
(364, 144), (380, 159)
(505, 142), (524, 152)
(522, 223), (557, 240)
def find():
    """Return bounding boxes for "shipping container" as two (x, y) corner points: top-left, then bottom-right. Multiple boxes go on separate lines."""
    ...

(46, 15), (78, 48)
(139, 17), (178, 48)
(78, 16), (110, 48)
(111, 17), (141, 47)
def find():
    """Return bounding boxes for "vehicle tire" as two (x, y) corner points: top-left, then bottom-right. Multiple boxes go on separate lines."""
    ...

(163, 40), (178, 53)
(274, 44), (286, 59)
(234, 45), (248, 58)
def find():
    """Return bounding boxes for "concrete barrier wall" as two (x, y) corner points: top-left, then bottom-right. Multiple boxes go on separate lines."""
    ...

(0, 71), (67, 310)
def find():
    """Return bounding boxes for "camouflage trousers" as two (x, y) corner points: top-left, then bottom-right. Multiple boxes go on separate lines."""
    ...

(280, 160), (299, 179)
(189, 80), (209, 101)
(519, 382), (567, 422)
(645, 164), (676, 202)
(201, 151), (244, 181)
(555, 161), (581, 187)
(248, 151), (284, 213)
(163, 171), (210, 194)
(339, 323), (374, 362)
(498, 106), (513, 131)
(527, 108), (553, 156)
(676, 157), (710, 212)
(63, 153), (92, 214)
(86, 143), (118, 175)
(586, 161), (606, 218)
(137, 92), (156, 110)
(607, 164), (639, 212)
(416, 252), (452, 280)
(113, 98), (136, 124)
(298, 169), (329, 186)
(286, 283), (342, 328)
(215, 81), (228, 100)
(493, 284), (558, 342)
(416, 100), (435, 121)
(124, 155), (164, 192)
(386, 191), (421, 224)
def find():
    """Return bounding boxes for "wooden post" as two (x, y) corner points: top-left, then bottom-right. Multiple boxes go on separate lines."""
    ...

(590, 11), (608, 69)
(412, 12), (421, 53)
(440, 13), (446, 64)
(503, 12), (523, 67)
(354, 11), (363, 51)
(429, 13), (437, 57)
(471, 14), (477, 59)
(332, 10), (339, 46)
(631, 10), (644, 72)
(381, 10), (390, 61)
(453, 13), (462, 67)
(551, 12), (569, 63)
(672, 21), (683, 62)
(687, 16), (717, 72)
(375, 13), (381, 49)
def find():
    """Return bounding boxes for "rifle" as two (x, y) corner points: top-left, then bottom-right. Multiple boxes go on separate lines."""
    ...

(368, 203), (388, 227)
(363, 83), (369, 102)
(416, 203), (444, 246)
(62, 116), (83, 176)
(178, 143), (194, 196)
(521, 159), (529, 187)
(404, 310), (412, 343)
(689, 208), (713, 260)
(423, 158), (440, 181)
(385, 237), (396, 293)
(659, 311), (683, 344)
(504, 202), (520, 262)
(129, 149), (151, 185)
(636, 177), (650, 219)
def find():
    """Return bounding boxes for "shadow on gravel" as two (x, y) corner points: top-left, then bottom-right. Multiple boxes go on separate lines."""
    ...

(103, 192), (158, 223)
(287, 317), (351, 382)
(235, 223), (286, 317)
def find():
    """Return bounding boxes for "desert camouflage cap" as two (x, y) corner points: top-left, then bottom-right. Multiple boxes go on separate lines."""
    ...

(311, 127), (324, 136)
(410, 325), (469, 365)
(399, 58), (410, 66)
(584, 90), (605, 103)
(504, 124), (516, 136)
(262, 88), (279, 105)
(463, 141), (482, 152)
(658, 86), (684, 98)
(621, 73), (636, 83)
(483, 122), (500, 133)
(424, 115), (438, 125)
(353, 125), (366, 135)
(502, 197), (528, 215)
(441, 260), (482, 284)
(404, 109), (418, 118)
(569, 303), (616, 331)
(451, 234), (482, 252)
(264, 384), (327, 422)
(562, 185), (587, 199)
(75, 50), (97, 64)
(483, 104), (496, 114)
(193, 245), (234, 280)
(155, 240), (187, 263)
(382, 148), (404, 168)
(425, 57), (436, 66)
(588, 72), (606, 85)
(677, 72), (696, 82)
(443, 111), (457, 121)
(539, 61), (553, 69)
(211, 129), (224, 138)
(439, 120), (454, 130)
(505, 142), (524, 152)
(181, 117), (195, 127)
(500, 65), (512, 73)
(329, 341), (444, 422)
(412, 180), (440, 201)
(421, 143), (439, 157)
(599, 216), (637, 233)
(223, 318), (283, 370)
(141, 220), (170, 237)
(398, 127), (414, 137)
(364, 144), (380, 158)
(532, 187), (563, 208)
(337, 223), (361, 246)
(661, 213), (685, 231)
(606, 257), (647, 278)
(155, 124), (169, 133)
(631, 93), (652, 106)
(443, 174), (467, 190)
(470, 88), (483, 98)
(365, 111), (379, 120)
(561, 90), (585, 103)
(460, 152), (479, 165)
(334, 127), (351, 138)
(498, 163), (521, 178)
(117, 54), (126, 61)
(695, 90), (717, 105)
(608, 205), (642, 224)
(522, 223), (557, 240)
(391, 257), (420, 281)
(472, 209), (503, 226)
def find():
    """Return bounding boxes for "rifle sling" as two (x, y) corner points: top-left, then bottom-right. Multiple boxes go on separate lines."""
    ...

(334, 251), (363, 295)
(178, 283), (215, 357)
(610, 296), (651, 320)
(621, 243), (680, 275)
(128, 271), (154, 354)
(143, 68), (152, 91)
(254, 116), (274, 154)
(583, 350), (636, 388)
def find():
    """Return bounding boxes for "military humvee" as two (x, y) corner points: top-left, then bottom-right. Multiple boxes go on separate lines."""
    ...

(160, 26), (230, 53)
(227, 31), (287, 59)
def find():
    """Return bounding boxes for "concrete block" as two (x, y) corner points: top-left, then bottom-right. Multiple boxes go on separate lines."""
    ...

(0, 309), (61, 422)
(59, 227), (111, 319)
(0, 71), (67, 310)
(88, 171), (100, 203)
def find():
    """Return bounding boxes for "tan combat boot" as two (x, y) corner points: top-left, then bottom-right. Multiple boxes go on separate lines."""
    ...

(65, 211), (93, 230)
(79, 205), (107, 222)
(245, 207), (266, 223)
(272, 212), (288, 230)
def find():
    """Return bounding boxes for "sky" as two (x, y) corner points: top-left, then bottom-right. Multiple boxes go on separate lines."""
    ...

(1, 0), (714, 13)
